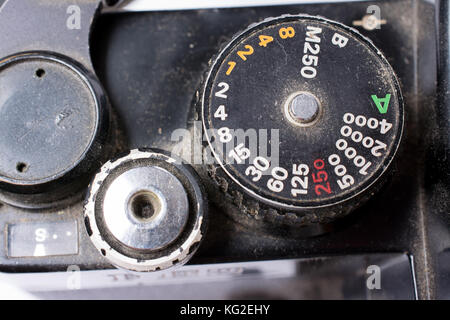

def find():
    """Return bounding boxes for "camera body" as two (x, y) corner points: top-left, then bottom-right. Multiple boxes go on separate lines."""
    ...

(0, 0), (448, 300)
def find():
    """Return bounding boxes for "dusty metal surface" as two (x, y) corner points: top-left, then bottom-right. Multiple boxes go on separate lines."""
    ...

(0, 0), (446, 300)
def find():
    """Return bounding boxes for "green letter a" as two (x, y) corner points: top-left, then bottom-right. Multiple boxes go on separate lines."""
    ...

(371, 94), (391, 114)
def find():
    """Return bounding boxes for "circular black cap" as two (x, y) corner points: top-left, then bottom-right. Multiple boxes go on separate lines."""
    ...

(0, 52), (111, 208)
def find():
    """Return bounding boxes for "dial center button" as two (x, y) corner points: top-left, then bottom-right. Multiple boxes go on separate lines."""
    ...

(285, 92), (321, 126)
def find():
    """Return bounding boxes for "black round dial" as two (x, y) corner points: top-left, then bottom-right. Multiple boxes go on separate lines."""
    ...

(201, 15), (403, 219)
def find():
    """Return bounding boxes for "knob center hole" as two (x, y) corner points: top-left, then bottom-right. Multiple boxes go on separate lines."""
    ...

(129, 191), (162, 222)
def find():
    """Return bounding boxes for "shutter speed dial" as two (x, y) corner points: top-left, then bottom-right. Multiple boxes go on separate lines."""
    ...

(201, 15), (404, 227)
